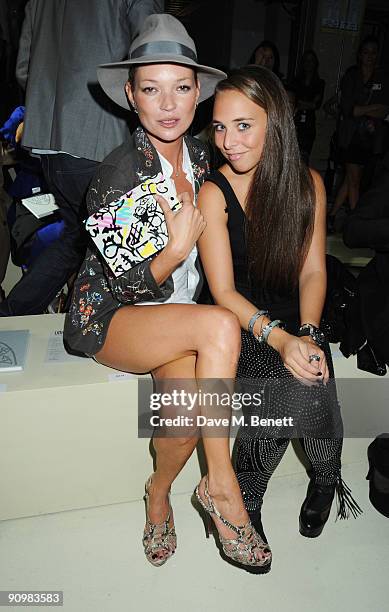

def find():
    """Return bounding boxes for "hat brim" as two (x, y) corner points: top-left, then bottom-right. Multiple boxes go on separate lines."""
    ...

(97, 56), (226, 110)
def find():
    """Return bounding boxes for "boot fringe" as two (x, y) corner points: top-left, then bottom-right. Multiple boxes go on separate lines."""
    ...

(335, 476), (363, 520)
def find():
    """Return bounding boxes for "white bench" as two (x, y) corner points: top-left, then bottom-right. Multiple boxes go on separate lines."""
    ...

(326, 234), (374, 267)
(0, 314), (379, 521)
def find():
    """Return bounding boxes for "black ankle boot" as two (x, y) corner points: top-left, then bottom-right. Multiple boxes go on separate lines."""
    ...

(299, 481), (335, 538)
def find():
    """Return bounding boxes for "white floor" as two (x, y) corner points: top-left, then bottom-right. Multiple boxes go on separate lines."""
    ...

(0, 460), (387, 612)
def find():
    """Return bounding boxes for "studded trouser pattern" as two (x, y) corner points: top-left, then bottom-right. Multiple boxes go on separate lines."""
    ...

(234, 331), (343, 515)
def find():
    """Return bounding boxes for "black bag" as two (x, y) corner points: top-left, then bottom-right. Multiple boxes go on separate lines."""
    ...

(357, 342), (387, 377)
(322, 256), (388, 376)
(321, 255), (364, 351)
(367, 435), (389, 518)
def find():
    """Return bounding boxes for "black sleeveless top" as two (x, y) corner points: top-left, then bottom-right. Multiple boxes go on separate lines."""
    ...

(206, 171), (300, 333)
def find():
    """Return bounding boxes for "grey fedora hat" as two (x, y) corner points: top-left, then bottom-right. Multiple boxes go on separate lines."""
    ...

(97, 14), (226, 110)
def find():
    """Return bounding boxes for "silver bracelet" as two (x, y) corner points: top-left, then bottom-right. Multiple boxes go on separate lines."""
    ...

(248, 310), (269, 337)
(257, 319), (284, 344)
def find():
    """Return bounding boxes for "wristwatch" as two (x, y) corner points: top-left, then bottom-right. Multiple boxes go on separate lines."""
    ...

(297, 323), (325, 346)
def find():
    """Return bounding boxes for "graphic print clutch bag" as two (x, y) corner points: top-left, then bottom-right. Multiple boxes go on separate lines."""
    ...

(85, 173), (180, 277)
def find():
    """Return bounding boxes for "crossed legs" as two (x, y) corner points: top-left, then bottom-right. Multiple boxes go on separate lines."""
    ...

(95, 303), (259, 559)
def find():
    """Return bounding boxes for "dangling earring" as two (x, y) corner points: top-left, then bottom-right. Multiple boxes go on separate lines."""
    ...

(132, 104), (138, 114)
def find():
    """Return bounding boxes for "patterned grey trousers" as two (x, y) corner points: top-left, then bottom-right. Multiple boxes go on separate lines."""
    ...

(234, 331), (344, 516)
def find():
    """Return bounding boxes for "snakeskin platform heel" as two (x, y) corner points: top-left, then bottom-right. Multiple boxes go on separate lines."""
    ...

(142, 476), (177, 567)
(194, 476), (272, 574)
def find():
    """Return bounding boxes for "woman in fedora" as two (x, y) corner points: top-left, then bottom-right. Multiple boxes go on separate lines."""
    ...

(64, 15), (271, 573)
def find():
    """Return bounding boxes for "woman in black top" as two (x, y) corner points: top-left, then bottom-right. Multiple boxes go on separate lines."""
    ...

(330, 36), (389, 220)
(198, 66), (361, 555)
(292, 50), (325, 164)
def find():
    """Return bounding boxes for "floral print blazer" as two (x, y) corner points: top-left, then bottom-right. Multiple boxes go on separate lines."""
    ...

(63, 127), (210, 356)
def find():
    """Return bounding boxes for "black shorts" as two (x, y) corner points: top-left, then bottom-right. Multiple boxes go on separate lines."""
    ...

(344, 133), (373, 166)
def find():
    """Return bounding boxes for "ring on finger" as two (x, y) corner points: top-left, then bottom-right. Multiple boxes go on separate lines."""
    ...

(308, 353), (321, 363)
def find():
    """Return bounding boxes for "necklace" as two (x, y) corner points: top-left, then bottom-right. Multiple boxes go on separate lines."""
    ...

(172, 149), (183, 178)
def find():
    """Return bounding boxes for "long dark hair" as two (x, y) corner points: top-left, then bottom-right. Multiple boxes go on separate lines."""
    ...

(215, 66), (315, 292)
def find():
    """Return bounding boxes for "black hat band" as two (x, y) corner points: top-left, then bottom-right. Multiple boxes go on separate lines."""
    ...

(130, 41), (197, 62)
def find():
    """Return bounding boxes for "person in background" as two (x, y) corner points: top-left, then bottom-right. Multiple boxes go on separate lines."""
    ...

(0, 0), (27, 125)
(249, 40), (283, 81)
(329, 35), (389, 230)
(291, 50), (325, 164)
(0, 105), (25, 302)
(343, 150), (389, 368)
(0, 145), (11, 302)
(0, 0), (163, 317)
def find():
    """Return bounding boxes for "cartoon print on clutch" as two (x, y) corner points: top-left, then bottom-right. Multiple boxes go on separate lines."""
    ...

(85, 173), (181, 277)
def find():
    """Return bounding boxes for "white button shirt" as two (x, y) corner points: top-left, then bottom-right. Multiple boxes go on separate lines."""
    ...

(135, 141), (200, 306)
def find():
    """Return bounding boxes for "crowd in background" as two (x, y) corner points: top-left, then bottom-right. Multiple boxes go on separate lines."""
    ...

(0, 1), (388, 370)
(0, 0), (388, 578)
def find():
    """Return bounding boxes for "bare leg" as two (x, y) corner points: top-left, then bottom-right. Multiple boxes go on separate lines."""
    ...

(96, 303), (239, 374)
(330, 174), (348, 217)
(346, 163), (363, 210)
(145, 355), (200, 563)
(149, 355), (200, 525)
(96, 303), (268, 563)
(96, 305), (240, 510)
